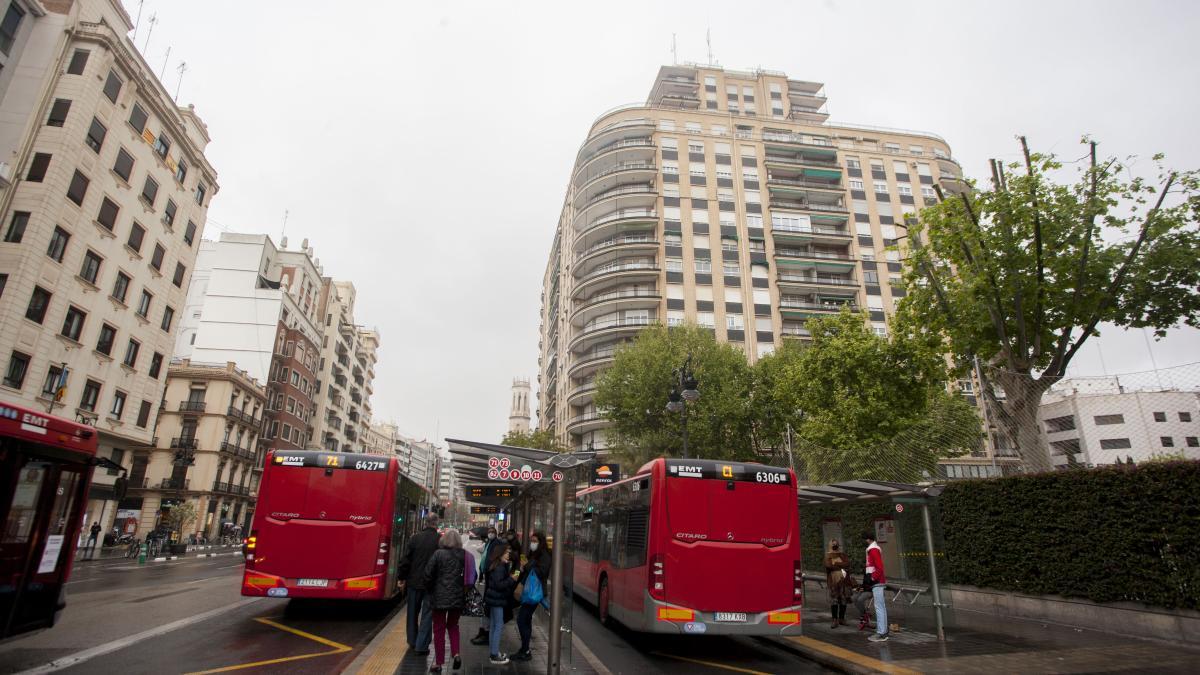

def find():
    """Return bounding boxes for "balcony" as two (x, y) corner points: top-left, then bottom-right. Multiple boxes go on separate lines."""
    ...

(781, 325), (813, 339)
(774, 248), (854, 263)
(178, 401), (206, 414)
(566, 411), (607, 435)
(345, 428), (358, 441)
(577, 208), (657, 241)
(572, 287), (660, 327)
(768, 197), (848, 214)
(170, 436), (198, 450)
(569, 316), (653, 354)
(213, 481), (229, 493)
(572, 262), (659, 299)
(777, 271), (859, 289)
(568, 347), (618, 379)
(567, 379), (598, 406)
(789, 104), (830, 124)
(765, 174), (843, 193)
(577, 138), (656, 179)
(159, 478), (190, 491)
(576, 161), (658, 198)
(770, 223), (851, 246)
(779, 297), (857, 312)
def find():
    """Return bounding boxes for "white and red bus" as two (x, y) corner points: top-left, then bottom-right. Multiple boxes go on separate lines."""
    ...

(0, 402), (98, 638)
(242, 450), (431, 600)
(573, 458), (802, 635)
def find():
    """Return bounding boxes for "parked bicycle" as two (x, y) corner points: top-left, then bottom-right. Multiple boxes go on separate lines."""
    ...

(125, 538), (141, 559)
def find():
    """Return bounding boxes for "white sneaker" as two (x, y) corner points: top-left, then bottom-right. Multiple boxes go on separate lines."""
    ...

(489, 654), (510, 664)
(868, 633), (889, 642)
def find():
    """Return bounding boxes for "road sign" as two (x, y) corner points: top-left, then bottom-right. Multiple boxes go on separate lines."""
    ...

(552, 471), (563, 482)
(895, 503), (904, 513)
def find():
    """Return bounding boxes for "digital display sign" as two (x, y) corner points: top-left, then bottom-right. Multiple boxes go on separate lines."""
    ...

(471, 506), (499, 514)
(466, 485), (515, 499)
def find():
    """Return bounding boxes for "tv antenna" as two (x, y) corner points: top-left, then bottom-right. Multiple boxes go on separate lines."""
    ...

(131, 0), (145, 41)
(174, 61), (188, 101)
(706, 28), (714, 65)
(671, 33), (677, 65)
(142, 13), (157, 53)
(159, 46), (170, 80)
(280, 209), (289, 241)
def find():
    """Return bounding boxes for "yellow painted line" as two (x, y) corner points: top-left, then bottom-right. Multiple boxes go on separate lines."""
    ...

(184, 617), (352, 674)
(786, 636), (923, 675)
(651, 651), (773, 675)
(354, 610), (409, 675)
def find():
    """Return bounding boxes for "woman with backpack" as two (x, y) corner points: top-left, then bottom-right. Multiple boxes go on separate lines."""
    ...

(511, 531), (551, 662)
(421, 529), (476, 673)
(482, 544), (517, 665)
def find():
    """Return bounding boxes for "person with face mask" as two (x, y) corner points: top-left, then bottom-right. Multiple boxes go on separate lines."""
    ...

(824, 538), (854, 628)
(511, 531), (551, 661)
(503, 529), (522, 558)
(470, 527), (501, 646)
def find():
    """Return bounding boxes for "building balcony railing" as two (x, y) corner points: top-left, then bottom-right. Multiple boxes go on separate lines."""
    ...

(581, 208), (657, 235)
(779, 299), (857, 312)
(763, 153), (840, 169)
(575, 288), (660, 313)
(766, 175), (843, 192)
(778, 273), (859, 288)
(578, 162), (657, 192)
(775, 249), (854, 262)
(768, 198), (848, 214)
(578, 262), (658, 283)
(579, 234), (657, 259)
(178, 401), (206, 413)
(582, 137), (655, 165)
(159, 478), (190, 491)
(781, 326), (813, 338)
(761, 131), (834, 148)
(581, 184), (657, 212)
(170, 436), (198, 450)
(771, 223), (850, 238)
(566, 411), (606, 434)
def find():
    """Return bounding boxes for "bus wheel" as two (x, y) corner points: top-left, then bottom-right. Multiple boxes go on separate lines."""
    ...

(598, 577), (611, 626)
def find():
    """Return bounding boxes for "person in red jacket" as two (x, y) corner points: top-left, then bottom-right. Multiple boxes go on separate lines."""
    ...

(862, 530), (889, 642)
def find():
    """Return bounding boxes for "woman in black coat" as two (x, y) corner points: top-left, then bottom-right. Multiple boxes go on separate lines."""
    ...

(511, 531), (551, 661)
(482, 544), (516, 664)
(421, 530), (475, 673)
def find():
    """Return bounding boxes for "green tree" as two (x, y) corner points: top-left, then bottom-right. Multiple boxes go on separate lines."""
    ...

(500, 428), (568, 453)
(161, 501), (198, 539)
(902, 137), (1200, 470)
(593, 324), (756, 466)
(772, 311), (979, 483)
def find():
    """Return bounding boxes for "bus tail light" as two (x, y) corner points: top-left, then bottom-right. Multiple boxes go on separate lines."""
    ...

(648, 554), (666, 601)
(344, 575), (380, 591)
(243, 571), (282, 590)
(793, 560), (803, 603)
(656, 606), (694, 622)
(769, 611), (800, 624)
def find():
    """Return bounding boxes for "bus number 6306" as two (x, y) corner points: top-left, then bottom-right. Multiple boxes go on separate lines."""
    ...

(755, 471), (786, 484)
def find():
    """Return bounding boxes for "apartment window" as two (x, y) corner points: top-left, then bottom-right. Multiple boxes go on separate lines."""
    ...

(662, 161), (678, 175)
(922, 186), (936, 198)
(102, 70), (122, 103)
(94, 323), (116, 355)
(694, 259), (712, 273)
(849, 178), (864, 191)
(1188, 437), (1199, 448)
(0, 2), (24, 55)
(696, 312), (715, 328)
(141, 175), (158, 207)
(122, 339), (140, 368)
(128, 103), (148, 133)
(1161, 436), (1175, 448)
(726, 313), (744, 330)
(60, 306), (86, 341)
(685, 122), (701, 135)
(909, 145), (924, 156)
(846, 157), (861, 170)
(3, 351), (30, 389)
(83, 118), (108, 154)
(109, 390), (126, 419)
(1151, 411), (1166, 422)
(172, 262), (186, 287)
(161, 200), (178, 230)
(152, 133), (171, 160)
(66, 170), (89, 205)
(26, 153), (50, 182)
(1099, 438), (1132, 450)
(112, 271), (130, 303)
(898, 184), (913, 196)
(25, 286), (51, 323)
(79, 379), (101, 412)
(40, 365), (63, 398)
(1094, 414), (1125, 425)
(135, 400), (152, 427)
(46, 226), (69, 261)
(184, 220), (197, 246)
(136, 290), (152, 318)
(723, 262), (740, 276)
(874, 181), (889, 194)
(79, 250), (102, 284)
(1181, 412), (1194, 423)
(3, 211), (29, 242)
(161, 305), (174, 331)
(173, 157), (189, 183)
(149, 352), (163, 378)
(66, 48), (94, 75)
(127, 222), (145, 253)
(113, 148), (134, 181)
(47, 99), (72, 127)
(150, 243), (165, 271)
(97, 197), (119, 231)
(194, 182), (206, 206)
(0, 274), (5, 298)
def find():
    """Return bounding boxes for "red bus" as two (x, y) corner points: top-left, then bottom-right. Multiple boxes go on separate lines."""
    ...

(0, 401), (98, 638)
(242, 450), (430, 600)
(572, 458), (802, 635)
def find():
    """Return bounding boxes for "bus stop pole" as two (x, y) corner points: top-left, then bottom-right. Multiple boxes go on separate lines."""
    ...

(546, 478), (567, 675)
(921, 502), (945, 641)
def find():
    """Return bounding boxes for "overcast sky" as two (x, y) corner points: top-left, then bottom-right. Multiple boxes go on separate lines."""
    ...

(125, 0), (1200, 444)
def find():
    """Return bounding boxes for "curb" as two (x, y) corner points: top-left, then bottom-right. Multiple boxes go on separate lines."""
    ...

(345, 596), (409, 674)
(763, 636), (881, 675)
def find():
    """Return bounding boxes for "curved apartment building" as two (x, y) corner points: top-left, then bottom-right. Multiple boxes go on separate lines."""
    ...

(537, 65), (965, 452)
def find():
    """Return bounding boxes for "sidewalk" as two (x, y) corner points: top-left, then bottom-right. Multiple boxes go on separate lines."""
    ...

(74, 543), (240, 563)
(779, 586), (1200, 674)
(352, 604), (602, 675)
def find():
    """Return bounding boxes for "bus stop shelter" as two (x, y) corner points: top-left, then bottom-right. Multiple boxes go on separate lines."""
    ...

(796, 479), (949, 641)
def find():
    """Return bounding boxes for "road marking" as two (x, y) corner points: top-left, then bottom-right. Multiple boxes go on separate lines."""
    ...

(184, 617), (353, 674)
(217, 563), (245, 569)
(785, 636), (923, 675)
(650, 652), (772, 675)
(572, 631), (613, 675)
(15, 598), (261, 674)
(352, 606), (409, 675)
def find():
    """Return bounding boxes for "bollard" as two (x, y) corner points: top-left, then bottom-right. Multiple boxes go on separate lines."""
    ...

(138, 542), (147, 565)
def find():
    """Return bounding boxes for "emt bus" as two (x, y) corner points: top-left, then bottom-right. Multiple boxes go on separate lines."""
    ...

(0, 402), (98, 638)
(573, 458), (802, 635)
(242, 450), (430, 600)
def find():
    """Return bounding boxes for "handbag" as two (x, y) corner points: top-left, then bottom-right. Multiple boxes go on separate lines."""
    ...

(520, 570), (544, 606)
(463, 586), (485, 617)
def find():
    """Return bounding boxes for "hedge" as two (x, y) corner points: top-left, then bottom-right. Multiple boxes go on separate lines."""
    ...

(801, 461), (1200, 610)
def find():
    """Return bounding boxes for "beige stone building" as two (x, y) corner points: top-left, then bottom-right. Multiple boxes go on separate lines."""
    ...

(0, 0), (217, 532)
(508, 377), (531, 434)
(122, 359), (264, 539)
(537, 64), (1009, 476)
(311, 279), (379, 452)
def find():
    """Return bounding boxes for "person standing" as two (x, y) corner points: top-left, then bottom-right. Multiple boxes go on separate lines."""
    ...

(422, 529), (475, 673)
(470, 527), (501, 646)
(511, 531), (551, 662)
(863, 530), (889, 642)
(482, 544), (516, 665)
(502, 529), (522, 559)
(399, 515), (441, 654)
(87, 522), (102, 556)
(824, 539), (853, 628)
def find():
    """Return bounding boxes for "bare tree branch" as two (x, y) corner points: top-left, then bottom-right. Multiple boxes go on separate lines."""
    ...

(992, 157), (1029, 365)
(1051, 141), (1102, 372)
(1020, 136), (1046, 359)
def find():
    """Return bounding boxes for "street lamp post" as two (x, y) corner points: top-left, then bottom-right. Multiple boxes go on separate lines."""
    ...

(666, 354), (700, 459)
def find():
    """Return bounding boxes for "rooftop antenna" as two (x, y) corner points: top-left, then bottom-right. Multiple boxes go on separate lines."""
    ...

(706, 27), (713, 65)
(174, 61), (187, 101)
(280, 209), (289, 241)
(141, 13), (157, 53)
(671, 33), (677, 65)
(131, 0), (145, 41)
(159, 45), (170, 80)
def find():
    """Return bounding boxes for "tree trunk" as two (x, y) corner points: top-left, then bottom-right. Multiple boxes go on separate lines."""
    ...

(983, 368), (1055, 473)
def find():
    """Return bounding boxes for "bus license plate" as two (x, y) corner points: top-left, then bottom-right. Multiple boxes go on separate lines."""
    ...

(714, 612), (747, 622)
(297, 578), (328, 587)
